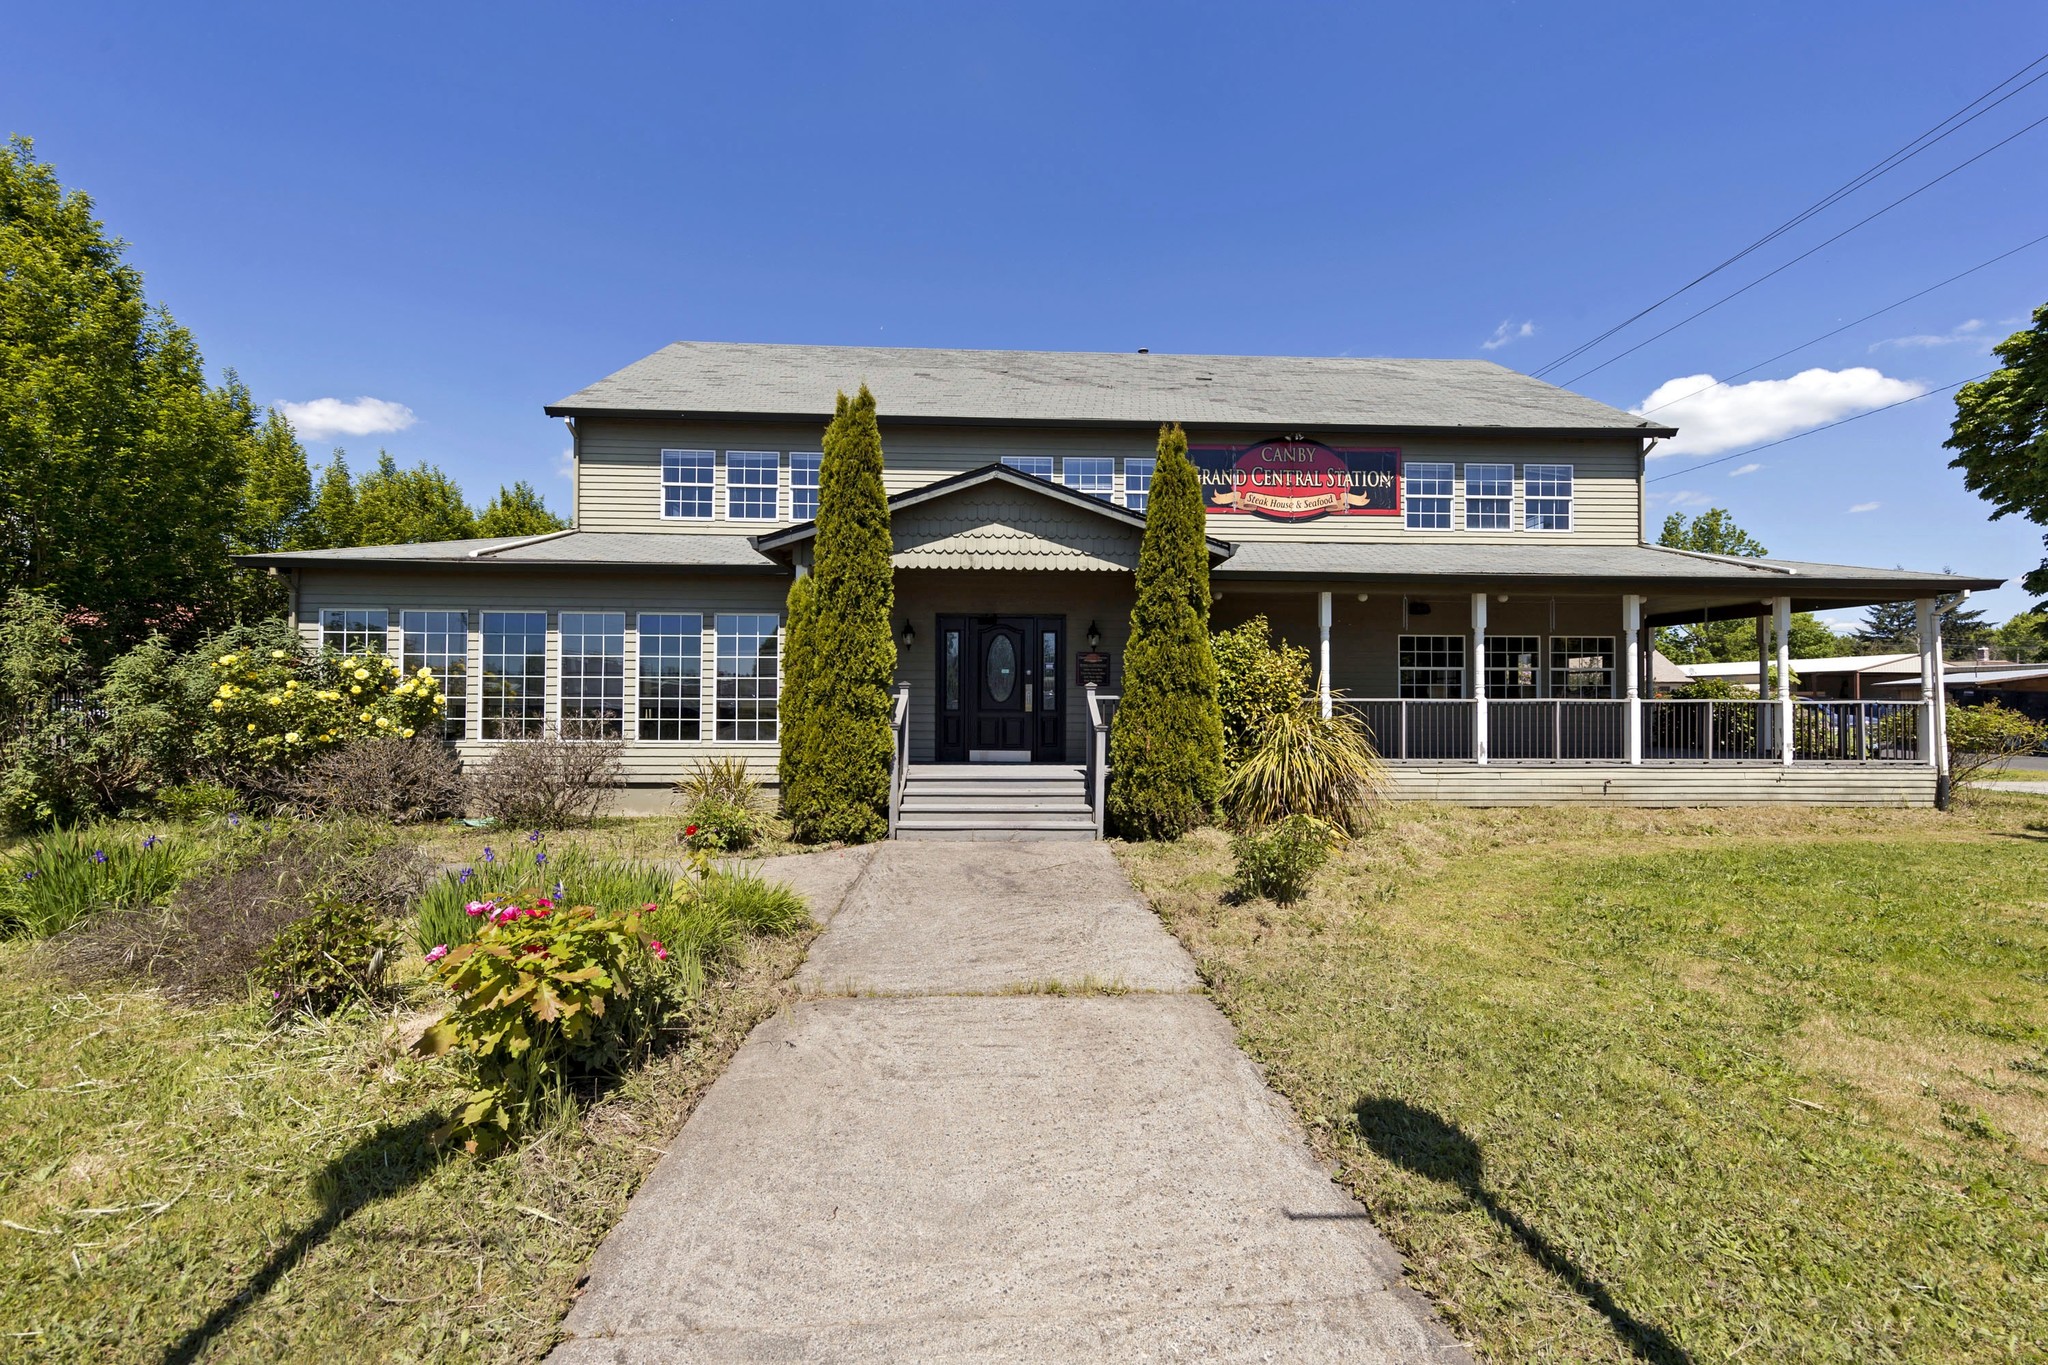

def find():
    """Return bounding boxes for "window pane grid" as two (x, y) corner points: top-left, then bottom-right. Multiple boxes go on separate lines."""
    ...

(1485, 636), (1541, 698)
(1123, 457), (1155, 512)
(1465, 464), (1514, 531)
(1001, 455), (1054, 480)
(1406, 463), (1453, 530)
(661, 449), (714, 519)
(638, 613), (703, 741)
(790, 453), (821, 521)
(481, 611), (548, 740)
(1526, 464), (1573, 531)
(1063, 457), (1114, 501)
(1550, 636), (1615, 698)
(559, 612), (625, 738)
(725, 451), (781, 520)
(716, 613), (780, 742)
(1398, 635), (1466, 698)
(400, 610), (467, 739)
(320, 609), (388, 657)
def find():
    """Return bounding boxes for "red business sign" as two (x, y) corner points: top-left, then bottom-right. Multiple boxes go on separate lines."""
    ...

(1189, 440), (1401, 521)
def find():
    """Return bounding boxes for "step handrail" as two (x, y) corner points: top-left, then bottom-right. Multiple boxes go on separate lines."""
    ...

(887, 683), (911, 837)
(1084, 685), (1119, 840)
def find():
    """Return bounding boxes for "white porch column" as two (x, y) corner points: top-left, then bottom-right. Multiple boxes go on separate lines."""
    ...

(1623, 594), (1643, 764)
(1775, 596), (1794, 767)
(1317, 591), (1333, 719)
(1471, 592), (1488, 765)
(1916, 598), (1936, 764)
(1933, 604), (1950, 779)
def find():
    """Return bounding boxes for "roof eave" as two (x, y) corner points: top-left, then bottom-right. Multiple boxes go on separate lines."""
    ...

(230, 553), (786, 576)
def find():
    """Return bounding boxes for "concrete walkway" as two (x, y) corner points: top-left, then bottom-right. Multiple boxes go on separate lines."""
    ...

(550, 842), (1469, 1363)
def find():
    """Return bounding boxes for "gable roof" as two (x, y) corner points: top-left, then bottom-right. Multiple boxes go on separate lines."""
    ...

(547, 341), (1673, 437)
(233, 531), (781, 573)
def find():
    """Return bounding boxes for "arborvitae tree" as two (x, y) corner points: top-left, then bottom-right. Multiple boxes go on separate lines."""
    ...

(1107, 423), (1224, 839)
(787, 385), (895, 843)
(777, 569), (820, 827)
(476, 480), (568, 538)
(305, 452), (360, 549)
(355, 451), (476, 545)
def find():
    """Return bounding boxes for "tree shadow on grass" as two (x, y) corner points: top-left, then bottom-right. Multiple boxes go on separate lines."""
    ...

(1351, 1097), (1693, 1365)
(160, 1112), (454, 1365)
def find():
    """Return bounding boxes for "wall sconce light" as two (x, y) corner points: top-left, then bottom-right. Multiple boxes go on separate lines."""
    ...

(1086, 621), (1102, 648)
(899, 619), (915, 648)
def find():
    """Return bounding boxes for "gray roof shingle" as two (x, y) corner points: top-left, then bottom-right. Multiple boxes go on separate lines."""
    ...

(234, 532), (780, 573)
(546, 342), (1672, 435)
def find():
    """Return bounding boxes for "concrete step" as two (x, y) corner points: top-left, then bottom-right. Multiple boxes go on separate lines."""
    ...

(899, 797), (1093, 814)
(900, 783), (1087, 800)
(894, 826), (1096, 842)
(908, 765), (1086, 780)
(894, 813), (1097, 832)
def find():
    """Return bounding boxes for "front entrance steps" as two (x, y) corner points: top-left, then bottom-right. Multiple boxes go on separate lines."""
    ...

(895, 764), (1096, 841)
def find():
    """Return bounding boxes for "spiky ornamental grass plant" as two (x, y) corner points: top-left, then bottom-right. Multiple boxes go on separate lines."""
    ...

(1108, 423), (1225, 839)
(786, 386), (896, 844)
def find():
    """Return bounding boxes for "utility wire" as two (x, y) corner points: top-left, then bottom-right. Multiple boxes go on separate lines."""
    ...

(1647, 370), (1993, 482)
(1635, 229), (2048, 417)
(1557, 108), (2048, 387)
(1534, 51), (2048, 379)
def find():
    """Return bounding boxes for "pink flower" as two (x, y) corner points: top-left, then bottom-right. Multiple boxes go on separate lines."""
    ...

(642, 902), (658, 913)
(465, 900), (488, 917)
(649, 940), (668, 962)
(536, 897), (554, 909)
(685, 824), (700, 837)
(424, 944), (449, 964)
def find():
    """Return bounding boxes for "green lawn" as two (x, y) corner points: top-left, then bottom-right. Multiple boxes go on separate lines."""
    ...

(1118, 795), (2048, 1364)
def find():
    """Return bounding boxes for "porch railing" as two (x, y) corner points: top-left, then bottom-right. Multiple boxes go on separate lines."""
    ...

(886, 683), (910, 836)
(1345, 699), (1476, 762)
(1489, 699), (1628, 762)
(1084, 685), (1119, 839)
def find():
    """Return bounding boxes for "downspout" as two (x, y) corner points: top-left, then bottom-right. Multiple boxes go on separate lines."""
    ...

(565, 417), (579, 527)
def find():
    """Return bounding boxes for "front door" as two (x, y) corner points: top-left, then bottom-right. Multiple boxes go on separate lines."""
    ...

(935, 615), (1065, 762)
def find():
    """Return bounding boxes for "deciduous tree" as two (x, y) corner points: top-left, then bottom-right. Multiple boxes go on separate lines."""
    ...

(354, 452), (476, 545)
(1947, 303), (2048, 594)
(475, 481), (567, 538)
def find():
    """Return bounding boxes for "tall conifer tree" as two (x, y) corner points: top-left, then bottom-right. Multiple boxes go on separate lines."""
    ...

(777, 568), (820, 826)
(1108, 422), (1223, 838)
(787, 385), (895, 843)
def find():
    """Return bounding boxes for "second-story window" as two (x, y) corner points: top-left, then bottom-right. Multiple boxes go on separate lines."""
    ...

(1123, 457), (1155, 512)
(1526, 464), (1574, 531)
(1002, 455), (1054, 480)
(1063, 457), (1113, 501)
(661, 449), (714, 519)
(1464, 464), (1513, 531)
(1406, 463), (1453, 530)
(790, 453), (821, 520)
(725, 451), (781, 520)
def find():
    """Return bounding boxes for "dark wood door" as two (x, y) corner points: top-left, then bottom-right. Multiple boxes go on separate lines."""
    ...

(934, 614), (1064, 762)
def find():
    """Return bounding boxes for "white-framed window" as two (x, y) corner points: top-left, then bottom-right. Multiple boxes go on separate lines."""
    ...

(661, 449), (715, 519)
(1063, 457), (1114, 501)
(1525, 464), (1574, 531)
(1123, 457), (1155, 512)
(559, 611), (625, 739)
(1464, 464), (1514, 531)
(1406, 463), (1453, 530)
(716, 613), (780, 742)
(1485, 635), (1541, 699)
(637, 613), (703, 741)
(1398, 635), (1466, 698)
(725, 451), (781, 520)
(480, 611), (548, 740)
(790, 453), (822, 521)
(1550, 636), (1615, 698)
(1001, 455), (1054, 480)
(320, 608), (387, 657)
(399, 610), (467, 740)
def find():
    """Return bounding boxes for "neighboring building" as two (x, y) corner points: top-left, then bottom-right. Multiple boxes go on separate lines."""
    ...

(237, 342), (2002, 820)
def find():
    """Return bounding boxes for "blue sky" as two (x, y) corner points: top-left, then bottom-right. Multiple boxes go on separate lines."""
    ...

(7, 2), (2047, 623)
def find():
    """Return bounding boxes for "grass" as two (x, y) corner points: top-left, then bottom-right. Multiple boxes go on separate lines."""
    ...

(0, 859), (818, 1362)
(1117, 794), (2048, 1364)
(0, 828), (193, 939)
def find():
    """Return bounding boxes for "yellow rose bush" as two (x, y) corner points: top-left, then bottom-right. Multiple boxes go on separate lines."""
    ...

(200, 650), (444, 775)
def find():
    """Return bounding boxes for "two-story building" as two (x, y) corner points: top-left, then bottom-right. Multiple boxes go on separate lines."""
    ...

(238, 342), (2001, 828)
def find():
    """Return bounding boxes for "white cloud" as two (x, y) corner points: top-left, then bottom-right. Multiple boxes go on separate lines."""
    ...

(277, 396), (417, 440)
(1847, 501), (1881, 514)
(556, 447), (574, 481)
(1870, 319), (1985, 350)
(1481, 319), (1536, 351)
(1634, 366), (1925, 458)
(1728, 463), (1762, 477)
(1652, 489), (1711, 508)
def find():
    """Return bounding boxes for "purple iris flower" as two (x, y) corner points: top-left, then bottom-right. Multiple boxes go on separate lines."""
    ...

(458, 867), (473, 885)
(483, 847), (496, 863)
(143, 835), (160, 850)
(228, 815), (241, 828)
(535, 851), (547, 867)
(552, 881), (565, 898)
(90, 849), (107, 864)
(528, 830), (542, 844)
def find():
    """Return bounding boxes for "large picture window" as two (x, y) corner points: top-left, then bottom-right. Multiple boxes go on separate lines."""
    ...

(1550, 636), (1615, 698)
(1398, 635), (1466, 698)
(661, 449), (714, 519)
(1063, 457), (1114, 501)
(790, 453), (821, 521)
(1485, 636), (1541, 698)
(1525, 464), (1574, 531)
(320, 609), (387, 657)
(1123, 457), (1155, 512)
(400, 610), (467, 739)
(481, 611), (548, 740)
(725, 451), (780, 520)
(1406, 463), (1453, 530)
(638, 613), (703, 741)
(716, 613), (779, 742)
(559, 612), (625, 738)
(1464, 464), (1513, 531)
(1001, 455), (1054, 480)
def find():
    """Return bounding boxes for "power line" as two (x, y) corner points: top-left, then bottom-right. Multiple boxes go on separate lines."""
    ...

(1533, 51), (2048, 379)
(1635, 229), (2048, 417)
(1646, 370), (1993, 482)
(1557, 108), (2048, 387)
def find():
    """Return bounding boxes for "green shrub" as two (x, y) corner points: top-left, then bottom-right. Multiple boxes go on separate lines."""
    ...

(0, 828), (189, 939)
(1230, 815), (1341, 904)
(1212, 615), (1312, 771)
(1108, 423), (1225, 840)
(1219, 702), (1387, 834)
(1947, 701), (2048, 787)
(683, 797), (758, 852)
(151, 779), (241, 821)
(677, 755), (768, 815)
(198, 644), (445, 779)
(256, 900), (392, 1020)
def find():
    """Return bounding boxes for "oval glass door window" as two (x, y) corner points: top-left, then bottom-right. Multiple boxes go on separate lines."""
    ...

(985, 634), (1017, 702)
